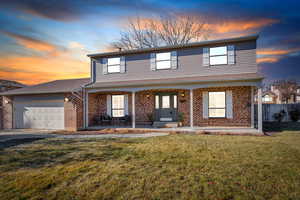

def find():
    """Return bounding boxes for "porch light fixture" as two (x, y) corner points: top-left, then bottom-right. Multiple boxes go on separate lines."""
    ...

(64, 97), (69, 102)
(4, 100), (10, 104)
(146, 94), (150, 98)
(181, 93), (185, 97)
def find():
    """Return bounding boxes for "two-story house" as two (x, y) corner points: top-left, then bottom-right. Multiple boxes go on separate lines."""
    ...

(84, 34), (263, 131)
(1, 34), (264, 132)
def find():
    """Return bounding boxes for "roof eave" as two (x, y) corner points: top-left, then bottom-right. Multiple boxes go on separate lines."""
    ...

(86, 76), (264, 89)
(0, 91), (68, 96)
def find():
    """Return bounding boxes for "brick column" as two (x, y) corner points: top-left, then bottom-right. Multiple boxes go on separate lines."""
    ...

(190, 89), (193, 128)
(251, 86), (254, 128)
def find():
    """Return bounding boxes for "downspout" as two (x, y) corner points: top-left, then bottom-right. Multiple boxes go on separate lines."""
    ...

(82, 57), (96, 129)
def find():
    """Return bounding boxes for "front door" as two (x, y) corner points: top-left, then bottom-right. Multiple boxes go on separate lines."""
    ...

(155, 93), (178, 121)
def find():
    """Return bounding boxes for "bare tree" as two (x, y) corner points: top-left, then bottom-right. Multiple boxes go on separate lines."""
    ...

(273, 80), (298, 103)
(110, 15), (210, 50)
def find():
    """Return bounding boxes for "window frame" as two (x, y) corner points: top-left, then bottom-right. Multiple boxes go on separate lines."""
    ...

(107, 57), (121, 74)
(111, 95), (125, 117)
(155, 52), (172, 70)
(208, 91), (226, 118)
(209, 46), (228, 66)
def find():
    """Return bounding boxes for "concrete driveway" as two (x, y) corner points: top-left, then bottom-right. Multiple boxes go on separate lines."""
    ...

(0, 129), (169, 149)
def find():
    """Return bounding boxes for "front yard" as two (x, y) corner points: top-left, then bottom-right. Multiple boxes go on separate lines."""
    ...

(0, 132), (300, 200)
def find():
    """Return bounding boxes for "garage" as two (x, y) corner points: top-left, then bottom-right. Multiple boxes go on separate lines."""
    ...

(1, 78), (90, 130)
(13, 95), (65, 129)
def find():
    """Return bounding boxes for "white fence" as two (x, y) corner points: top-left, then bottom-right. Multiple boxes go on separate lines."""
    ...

(261, 103), (300, 122)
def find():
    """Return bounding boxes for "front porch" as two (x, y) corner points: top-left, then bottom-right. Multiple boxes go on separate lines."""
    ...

(84, 83), (263, 133)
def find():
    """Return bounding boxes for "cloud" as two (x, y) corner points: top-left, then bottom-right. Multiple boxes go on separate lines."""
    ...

(256, 48), (300, 64)
(0, 30), (63, 56)
(69, 41), (84, 49)
(0, 54), (89, 85)
(257, 57), (279, 64)
(0, 0), (162, 21)
(205, 18), (278, 34)
(257, 48), (300, 56)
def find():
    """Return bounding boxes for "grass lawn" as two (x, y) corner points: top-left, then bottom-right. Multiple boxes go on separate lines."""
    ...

(0, 132), (300, 200)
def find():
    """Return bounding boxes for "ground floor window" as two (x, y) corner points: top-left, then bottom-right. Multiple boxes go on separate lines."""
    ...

(111, 95), (125, 117)
(208, 91), (226, 118)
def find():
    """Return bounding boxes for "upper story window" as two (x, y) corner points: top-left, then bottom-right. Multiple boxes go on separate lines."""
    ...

(156, 52), (171, 70)
(209, 46), (227, 65)
(107, 57), (121, 73)
(208, 91), (226, 118)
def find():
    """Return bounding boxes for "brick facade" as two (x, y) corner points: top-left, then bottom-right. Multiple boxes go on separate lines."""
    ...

(2, 96), (13, 129)
(87, 89), (191, 126)
(65, 93), (84, 131)
(87, 86), (251, 128)
(88, 92), (132, 126)
(193, 86), (251, 127)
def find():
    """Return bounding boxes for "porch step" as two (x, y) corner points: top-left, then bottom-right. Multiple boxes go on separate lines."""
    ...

(153, 121), (178, 128)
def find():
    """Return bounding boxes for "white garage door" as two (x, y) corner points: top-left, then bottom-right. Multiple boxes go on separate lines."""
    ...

(13, 95), (65, 130)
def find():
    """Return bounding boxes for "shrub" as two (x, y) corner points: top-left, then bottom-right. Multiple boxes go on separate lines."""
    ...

(147, 112), (154, 123)
(178, 112), (185, 122)
(289, 109), (300, 122)
(273, 110), (286, 122)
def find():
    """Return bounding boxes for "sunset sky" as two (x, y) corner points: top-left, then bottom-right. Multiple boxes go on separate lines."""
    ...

(0, 0), (299, 85)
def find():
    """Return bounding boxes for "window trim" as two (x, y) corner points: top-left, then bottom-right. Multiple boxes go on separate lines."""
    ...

(209, 46), (228, 66)
(208, 91), (226, 118)
(107, 57), (121, 74)
(111, 95), (125, 117)
(155, 52), (172, 70)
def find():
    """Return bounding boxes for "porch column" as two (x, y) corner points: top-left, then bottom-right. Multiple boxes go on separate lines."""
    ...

(190, 89), (194, 128)
(84, 90), (89, 128)
(251, 86), (254, 128)
(257, 87), (263, 132)
(132, 91), (136, 128)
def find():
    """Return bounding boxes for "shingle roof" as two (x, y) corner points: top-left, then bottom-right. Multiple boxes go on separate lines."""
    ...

(86, 73), (263, 89)
(1, 78), (91, 96)
(0, 79), (26, 88)
(87, 34), (258, 58)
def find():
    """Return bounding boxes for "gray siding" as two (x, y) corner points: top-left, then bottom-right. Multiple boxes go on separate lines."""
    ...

(94, 41), (257, 83)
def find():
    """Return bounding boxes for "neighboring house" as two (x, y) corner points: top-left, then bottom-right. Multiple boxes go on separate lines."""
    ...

(262, 91), (277, 104)
(0, 80), (25, 129)
(260, 85), (300, 104)
(1, 34), (264, 131)
(1, 78), (89, 130)
(296, 87), (300, 103)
